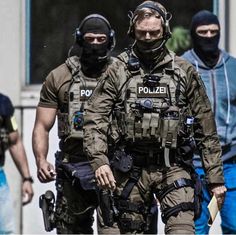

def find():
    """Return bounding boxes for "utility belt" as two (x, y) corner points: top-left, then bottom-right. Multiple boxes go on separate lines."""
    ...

(111, 148), (184, 172)
(129, 149), (179, 168)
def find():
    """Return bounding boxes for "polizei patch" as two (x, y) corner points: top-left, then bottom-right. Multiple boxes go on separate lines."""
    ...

(137, 83), (167, 98)
(80, 86), (95, 101)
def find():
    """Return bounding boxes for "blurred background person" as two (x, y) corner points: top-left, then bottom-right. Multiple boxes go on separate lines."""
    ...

(0, 93), (34, 234)
(182, 10), (236, 234)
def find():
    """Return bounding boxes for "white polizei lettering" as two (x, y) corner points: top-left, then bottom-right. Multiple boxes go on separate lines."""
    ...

(160, 87), (166, 93)
(144, 87), (149, 93)
(138, 86), (167, 94)
(148, 88), (155, 94)
(138, 87), (144, 93)
(81, 89), (93, 97)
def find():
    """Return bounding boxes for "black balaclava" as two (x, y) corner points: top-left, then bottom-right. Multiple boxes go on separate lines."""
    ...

(191, 10), (220, 68)
(79, 17), (110, 77)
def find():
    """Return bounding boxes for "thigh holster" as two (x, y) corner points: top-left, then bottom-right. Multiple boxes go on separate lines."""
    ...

(156, 178), (195, 224)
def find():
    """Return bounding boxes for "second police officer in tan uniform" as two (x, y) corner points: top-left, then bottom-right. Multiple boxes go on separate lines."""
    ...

(32, 14), (119, 234)
(83, 1), (227, 234)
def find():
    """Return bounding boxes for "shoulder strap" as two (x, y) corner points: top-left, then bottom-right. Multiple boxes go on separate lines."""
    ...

(116, 49), (141, 99)
(120, 166), (142, 199)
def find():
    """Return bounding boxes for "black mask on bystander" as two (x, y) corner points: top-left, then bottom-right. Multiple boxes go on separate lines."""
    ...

(190, 10), (220, 68)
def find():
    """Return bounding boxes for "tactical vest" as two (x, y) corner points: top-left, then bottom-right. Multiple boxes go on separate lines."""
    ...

(115, 51), (193, 165)
(57, 71), (99, 139)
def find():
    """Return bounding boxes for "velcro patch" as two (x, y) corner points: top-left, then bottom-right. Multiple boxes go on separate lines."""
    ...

(80, 87), (95, 101)
(137, 83), (167, 98)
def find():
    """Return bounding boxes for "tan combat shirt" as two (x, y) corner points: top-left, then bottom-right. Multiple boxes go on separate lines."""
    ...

(83, 49), (225, 185)
(39, 56), (112, 156)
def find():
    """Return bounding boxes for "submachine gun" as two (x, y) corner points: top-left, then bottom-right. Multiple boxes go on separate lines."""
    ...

(39, 190), (56, 232)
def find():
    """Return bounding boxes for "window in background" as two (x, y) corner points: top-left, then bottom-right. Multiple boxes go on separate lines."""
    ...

(27, 0), (212, 84)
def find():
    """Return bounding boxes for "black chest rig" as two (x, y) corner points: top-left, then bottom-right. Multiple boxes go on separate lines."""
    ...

(57, 70), (99, 139)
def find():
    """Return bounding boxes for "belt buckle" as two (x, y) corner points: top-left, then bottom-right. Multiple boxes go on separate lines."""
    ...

(173, 178), (185, 188)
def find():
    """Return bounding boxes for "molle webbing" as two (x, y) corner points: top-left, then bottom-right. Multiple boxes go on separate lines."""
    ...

(57, 72), (97, 139)
(120, 65), (180, 142)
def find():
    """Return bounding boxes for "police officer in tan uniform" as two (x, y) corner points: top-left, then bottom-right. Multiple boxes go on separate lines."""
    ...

(32, 14), (119, 234)
(83, 1), (227, 234)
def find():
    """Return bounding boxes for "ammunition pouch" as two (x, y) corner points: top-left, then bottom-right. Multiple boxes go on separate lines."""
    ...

(57, 159), (96, 191)
(161, 107), (180, 150)
(55, 151), (96, 190)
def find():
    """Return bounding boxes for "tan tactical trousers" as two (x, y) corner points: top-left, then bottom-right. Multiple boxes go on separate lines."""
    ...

(114, 165), (195, 234)
(55, 179), (120, 234)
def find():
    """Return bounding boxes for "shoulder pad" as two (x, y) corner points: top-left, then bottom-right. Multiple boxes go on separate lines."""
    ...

(109, 56), (119, 64)
(117, 51), (129, 64)
(0, 93), (14, 116)
(65, 56), (81, 75)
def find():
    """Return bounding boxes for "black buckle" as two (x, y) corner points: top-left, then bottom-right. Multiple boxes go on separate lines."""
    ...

(174, 178), (186, 188)
(181, 202), (192, 211)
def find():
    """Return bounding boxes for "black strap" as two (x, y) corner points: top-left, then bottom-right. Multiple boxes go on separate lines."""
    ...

(157, 178), (193, 202)
(161, 202), (194, 224)
(120, 166), (142, 199)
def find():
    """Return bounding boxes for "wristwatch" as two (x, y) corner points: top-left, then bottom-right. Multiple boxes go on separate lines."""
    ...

(23, 176), (34, 183)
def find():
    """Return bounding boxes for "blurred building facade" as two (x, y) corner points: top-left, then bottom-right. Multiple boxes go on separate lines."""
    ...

(0, 0), (235, 233)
